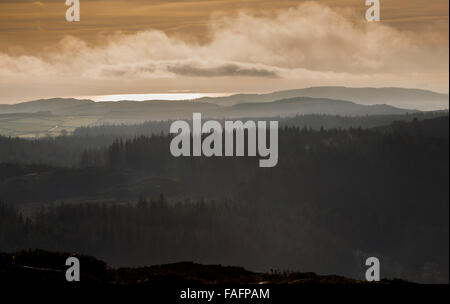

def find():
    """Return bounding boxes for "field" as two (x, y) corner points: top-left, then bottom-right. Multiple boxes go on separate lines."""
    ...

(0, 113), (102, 138)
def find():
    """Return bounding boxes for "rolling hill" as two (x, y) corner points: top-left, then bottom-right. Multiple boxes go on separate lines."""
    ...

(0, 93), (423, 137)
(0, 94), (418, 118)
(196, 87), (449, 110)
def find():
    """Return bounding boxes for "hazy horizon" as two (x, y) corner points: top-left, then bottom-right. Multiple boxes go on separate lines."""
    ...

(2, 86), (449, 107)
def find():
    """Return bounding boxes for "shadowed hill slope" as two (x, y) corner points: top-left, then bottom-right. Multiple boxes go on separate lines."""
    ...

(0, 250), (411, 285)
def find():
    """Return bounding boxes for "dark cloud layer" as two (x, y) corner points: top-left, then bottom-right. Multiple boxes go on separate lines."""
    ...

(167, 64), (278, 78)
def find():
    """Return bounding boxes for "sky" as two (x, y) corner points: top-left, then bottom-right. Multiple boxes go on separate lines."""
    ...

(0, 0), (448, 104)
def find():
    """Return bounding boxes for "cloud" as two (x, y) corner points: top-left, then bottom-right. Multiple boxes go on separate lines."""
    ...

(167, 63), (278, 78)
(90, 60), (279, 78)
(0, 2), (448, 103)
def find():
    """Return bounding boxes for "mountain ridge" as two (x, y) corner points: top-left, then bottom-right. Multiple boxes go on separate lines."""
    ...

(1, 87), (445, 137)
(1, 87), (448, 111)
(196, 86), (449, 110)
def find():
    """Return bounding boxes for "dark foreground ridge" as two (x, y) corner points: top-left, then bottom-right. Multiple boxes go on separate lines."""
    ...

(0, 249), (410, 285)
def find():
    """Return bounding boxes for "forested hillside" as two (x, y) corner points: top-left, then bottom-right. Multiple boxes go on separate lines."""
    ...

(0, 115), (448, 283)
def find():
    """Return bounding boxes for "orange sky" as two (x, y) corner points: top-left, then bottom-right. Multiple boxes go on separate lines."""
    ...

(0, 0), (448, 103)
(1, 0), (448, 53)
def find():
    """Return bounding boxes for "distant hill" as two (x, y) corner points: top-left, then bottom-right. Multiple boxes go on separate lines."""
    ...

(197, 87), (449, 110)
(375, 116), (449, 138)
(0, 98), (219, 118)
(71, 111), (448, 138)
(0, 99), (220, 137)
(0, 96), (417, 120)
(1, 88), (445, 137)
(0, 98), (93, 114)
(222, 97), (416, 118)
